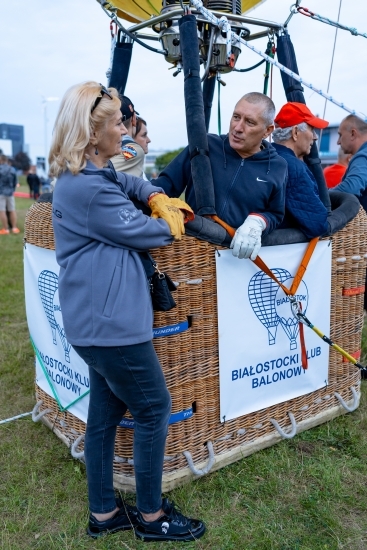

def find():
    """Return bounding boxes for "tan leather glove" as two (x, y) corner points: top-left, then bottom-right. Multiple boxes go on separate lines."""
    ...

(148, 194), (185, 240)
(168, 198), (195, 222)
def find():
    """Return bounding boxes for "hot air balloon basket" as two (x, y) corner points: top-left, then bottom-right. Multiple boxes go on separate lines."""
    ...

(25, 202), (367, 492)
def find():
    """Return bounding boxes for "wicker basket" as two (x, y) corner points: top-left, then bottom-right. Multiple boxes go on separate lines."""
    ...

(25, 202), (367, 491)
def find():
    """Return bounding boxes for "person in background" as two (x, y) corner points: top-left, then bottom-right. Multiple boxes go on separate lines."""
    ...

(272, 102), (329, 239)
(49, 81), (204, 543)
(135, 117), (151, 155)
(27, 165), (41, 199)
(6, 158), (17, 230)
(0, 154), (20, 234)
(135, 116), (151, 180)
(111, 96), (145, 178)
(323, 147), (351, 189)
(333, 115), (367, 206)
(333, 115), (367, 314)
(154, 92), (288, 261)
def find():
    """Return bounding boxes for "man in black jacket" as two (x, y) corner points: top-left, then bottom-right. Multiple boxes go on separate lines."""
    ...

(154, 92), (288, 260)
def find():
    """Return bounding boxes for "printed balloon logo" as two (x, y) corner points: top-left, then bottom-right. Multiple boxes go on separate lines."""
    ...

(248, 268), (292, 345)
(249, 270), (309, 350)
(38, 270), (71, 362)
(275, 279), (308, 350)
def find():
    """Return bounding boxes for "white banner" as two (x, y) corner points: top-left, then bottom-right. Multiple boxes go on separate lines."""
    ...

(24, 244), (90, 422)
(216, 241), (332, 422)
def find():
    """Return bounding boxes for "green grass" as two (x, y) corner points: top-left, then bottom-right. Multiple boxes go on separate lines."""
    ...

(1, 192), (367, 549)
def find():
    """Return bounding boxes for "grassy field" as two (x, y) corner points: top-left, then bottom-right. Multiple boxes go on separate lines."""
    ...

(1, 188), (367, 549)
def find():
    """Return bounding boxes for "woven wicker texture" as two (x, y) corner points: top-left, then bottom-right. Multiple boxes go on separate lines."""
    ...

(26, 201), (367, 477)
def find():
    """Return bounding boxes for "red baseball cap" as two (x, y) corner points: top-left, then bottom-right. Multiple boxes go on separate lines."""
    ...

(274, 102), (329, 129)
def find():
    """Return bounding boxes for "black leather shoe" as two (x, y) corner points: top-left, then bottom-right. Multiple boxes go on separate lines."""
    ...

(87, 501), (139, 538)
(134, 498), (206, 542)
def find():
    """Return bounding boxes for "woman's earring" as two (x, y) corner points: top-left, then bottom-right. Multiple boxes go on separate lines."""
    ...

(95, 145), (99, 155)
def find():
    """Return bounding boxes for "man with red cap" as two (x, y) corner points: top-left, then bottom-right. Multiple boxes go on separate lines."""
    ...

(272, 102), (330, 239)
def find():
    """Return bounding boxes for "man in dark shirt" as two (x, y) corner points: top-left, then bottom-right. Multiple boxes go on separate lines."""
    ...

(333, 115), (367, 311)
(154, 92), (288, 260)
(333, 115), (367, 206)
(27, 165), (41, 199)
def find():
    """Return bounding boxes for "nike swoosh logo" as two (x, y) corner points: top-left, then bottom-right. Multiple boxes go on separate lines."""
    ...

(256, 177), (268, 182)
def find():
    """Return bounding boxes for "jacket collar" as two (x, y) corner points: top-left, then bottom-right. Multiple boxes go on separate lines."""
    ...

(82, 159), (120, 183)
(357, 141), (367, 155)
(272, 142), (297, 158)
(221, 134), (276, 160)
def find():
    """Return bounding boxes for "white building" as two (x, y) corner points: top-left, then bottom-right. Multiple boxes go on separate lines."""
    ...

(144, 149), (168, 178)
(318, 124), (339, 167)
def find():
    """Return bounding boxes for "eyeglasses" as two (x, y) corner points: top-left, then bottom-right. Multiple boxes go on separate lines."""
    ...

(91, 85), (113, 113)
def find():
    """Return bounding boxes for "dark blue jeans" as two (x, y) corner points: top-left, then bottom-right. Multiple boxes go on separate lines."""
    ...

(72, 341), (171, 515)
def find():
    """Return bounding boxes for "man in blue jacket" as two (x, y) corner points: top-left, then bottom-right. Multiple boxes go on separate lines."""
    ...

(333, 115), (367, 210)
(154, 92), (288, 260)
(333, 115), (367, 312)
(272, 102), (330, 239)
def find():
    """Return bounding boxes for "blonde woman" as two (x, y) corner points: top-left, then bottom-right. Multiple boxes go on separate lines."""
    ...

(49, 81), (204, 543)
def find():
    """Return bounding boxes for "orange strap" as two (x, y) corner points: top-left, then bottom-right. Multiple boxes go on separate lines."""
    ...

(252, 239), (319, 371)
(342, 286), (365, 296)
(253, 237), (319, 296)
(288, 237), (319, 295)
(209, 213), (318, 297)
(210, 214), (320, 370)
(298, 302), (308, 369)
(252, 255), (291, 295)
(207, 214), (236, 239)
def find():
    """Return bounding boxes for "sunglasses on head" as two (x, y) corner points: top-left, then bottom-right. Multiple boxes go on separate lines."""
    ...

(91, 85), (113, 113)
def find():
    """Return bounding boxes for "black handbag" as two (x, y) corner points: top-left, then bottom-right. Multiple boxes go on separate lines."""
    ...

(138, 252), (177, 312)
(150, 263), (177, 311)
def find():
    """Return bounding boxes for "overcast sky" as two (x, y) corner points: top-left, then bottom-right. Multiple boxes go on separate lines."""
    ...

(1, 0), (367, 163)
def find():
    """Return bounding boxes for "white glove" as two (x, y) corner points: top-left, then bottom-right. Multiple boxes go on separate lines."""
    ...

(230, 214), (266, 260)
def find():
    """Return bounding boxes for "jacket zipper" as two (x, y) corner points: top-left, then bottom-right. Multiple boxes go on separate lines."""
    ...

(218, 159), (244, 219)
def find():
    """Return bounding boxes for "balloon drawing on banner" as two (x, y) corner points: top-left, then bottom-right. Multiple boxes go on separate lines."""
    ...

(248, 268), (292, 345)
(275, 278), (309, 350)
(38, 270), (71, 362)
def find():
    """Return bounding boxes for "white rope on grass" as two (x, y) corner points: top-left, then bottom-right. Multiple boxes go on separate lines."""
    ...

(190, 0), (365, 120)
(269, 412), (297, 439)
(32, 401), (52, 422)
(71, 434), (85, 459)
(183, 441), (215, 476)
(0, 411), (33, 425)
(334, 386), (359, 412)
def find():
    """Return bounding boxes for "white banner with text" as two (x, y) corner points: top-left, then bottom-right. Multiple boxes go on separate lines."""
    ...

(216, 241), (332, 422)
(24, 243), (90, 422)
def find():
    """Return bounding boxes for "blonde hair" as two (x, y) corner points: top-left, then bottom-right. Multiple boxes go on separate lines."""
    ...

(49, 81), (121, 177)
